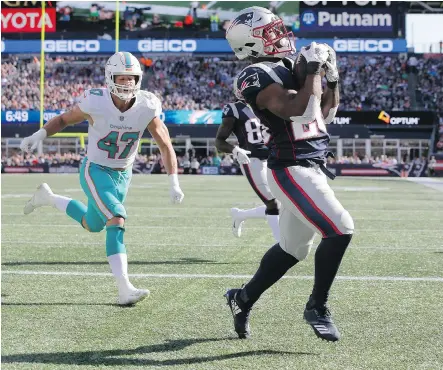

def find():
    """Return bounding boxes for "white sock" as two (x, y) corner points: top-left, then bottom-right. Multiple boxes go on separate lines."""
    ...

(107, 253), (134, 291)
(51, 194), (72, 212)
(238, 205), (266, 219)
(266, 215), (280, 242)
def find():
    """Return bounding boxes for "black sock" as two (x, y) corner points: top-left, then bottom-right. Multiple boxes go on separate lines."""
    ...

(309, 234), (352, 308)
(238, 243), (299, 308)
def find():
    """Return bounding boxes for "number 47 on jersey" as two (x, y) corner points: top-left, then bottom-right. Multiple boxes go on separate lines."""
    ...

(98, 131), (140, 159)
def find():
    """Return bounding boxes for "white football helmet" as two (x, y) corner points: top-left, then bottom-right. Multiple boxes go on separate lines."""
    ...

(226, 6), (295, 60)
(105, 51), (143, 100)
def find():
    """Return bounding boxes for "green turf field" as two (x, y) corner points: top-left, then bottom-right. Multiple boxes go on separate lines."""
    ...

(2, 174), (443, 370)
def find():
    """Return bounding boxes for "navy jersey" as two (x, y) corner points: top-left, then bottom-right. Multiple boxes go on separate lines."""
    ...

(236, 55), (330, 169)
(222, 101), (269, 160)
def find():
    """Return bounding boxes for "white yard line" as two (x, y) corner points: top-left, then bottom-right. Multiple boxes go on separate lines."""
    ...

(1, 240), (441, 252)
(1, 224), (439, 232)
(407, 178), (443, 193)
(2, 270), (442, 282)
(1, 204), (441, 213)
(1, 213), (432, 221)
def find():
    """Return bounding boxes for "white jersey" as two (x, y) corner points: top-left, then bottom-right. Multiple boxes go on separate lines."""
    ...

(78, 88), (161, 169)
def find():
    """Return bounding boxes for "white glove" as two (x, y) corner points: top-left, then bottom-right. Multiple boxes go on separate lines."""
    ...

(324, 61), (339, 83)
(168, 174), (184, 204)
(324, 45), (339, 83)
(232, 146), (251, 165)
(325, 44), (337, 66)
(300, 42), (329, 65)
(20, 129), (47, 153)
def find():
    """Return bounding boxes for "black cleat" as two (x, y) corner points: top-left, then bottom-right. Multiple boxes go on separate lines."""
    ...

(224, 289), (251, 339)
(304, 304), (341, 342)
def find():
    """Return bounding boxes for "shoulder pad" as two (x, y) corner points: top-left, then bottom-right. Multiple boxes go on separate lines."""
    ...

(138, 90), (162, 114)
(236, 64), (282, 106)
(78, 88), (106, 114)
(222, 102), (245, 119)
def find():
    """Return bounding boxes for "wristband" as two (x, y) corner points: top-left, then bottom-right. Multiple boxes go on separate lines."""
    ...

(327, 81), (338, 89)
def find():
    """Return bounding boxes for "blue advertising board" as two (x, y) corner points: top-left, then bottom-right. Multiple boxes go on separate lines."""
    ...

(1, 38), (407, 54)
(3, 110), (432, 126)
(1, 110), (223, 125)
(300, 8), (394, 33)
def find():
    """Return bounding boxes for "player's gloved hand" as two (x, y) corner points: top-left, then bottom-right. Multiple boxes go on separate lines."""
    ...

(324, 61), (339, 83)
(232, 146), (251, 165)
(168, 174), (184, 204)
(300, 42), (330, 75)
(325, 44), (337, 67)
(20, 128), (47, 153)
(324, 44), (339, 87)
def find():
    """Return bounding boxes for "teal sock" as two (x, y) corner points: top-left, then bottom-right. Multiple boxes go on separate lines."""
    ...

(66, 200), (87, 225)
(106, 225), (127, 257)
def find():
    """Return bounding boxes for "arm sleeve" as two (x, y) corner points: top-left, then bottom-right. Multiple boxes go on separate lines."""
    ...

(236, 66), (278, 106)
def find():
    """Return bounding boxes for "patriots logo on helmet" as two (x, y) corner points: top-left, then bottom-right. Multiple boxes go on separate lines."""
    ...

(239, 72), (260, 92)
(228, 11), (254, 31)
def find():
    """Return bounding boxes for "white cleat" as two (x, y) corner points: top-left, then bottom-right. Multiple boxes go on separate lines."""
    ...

(118, 288), (150, 306)
(230, 208), (245, 238)
(23, 183), (54, 215)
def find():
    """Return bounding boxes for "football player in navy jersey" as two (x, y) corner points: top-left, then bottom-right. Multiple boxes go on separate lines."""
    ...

(223, 6), (354, 342)
(215, 90), (280, 242)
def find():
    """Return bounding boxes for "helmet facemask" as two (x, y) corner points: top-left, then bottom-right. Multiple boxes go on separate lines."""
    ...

(252, 18), (295, 58)
(107, 73), (141, 101)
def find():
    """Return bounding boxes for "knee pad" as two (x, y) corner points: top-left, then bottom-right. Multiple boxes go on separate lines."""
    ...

(280, 237), (314, 262)
(340, 210), (354, 235)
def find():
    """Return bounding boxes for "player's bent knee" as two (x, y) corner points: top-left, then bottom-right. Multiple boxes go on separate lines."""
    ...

(106, 216), (125, 228)
(339, 210), (354, 235)
(81, 217), (105, 233)
(280, 237), (313, 262)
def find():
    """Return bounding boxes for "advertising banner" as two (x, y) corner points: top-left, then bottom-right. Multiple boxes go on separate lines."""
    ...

(2, 110), (434, 126)
(1, 109), (223, 125)
(298, 1), (399, 37)
(329, 111), (435, 126)
(1, 8), (56, 33)
(300, 8), (393, 33)
(1, 38), (407, 54)
(328, 162), (428, 178)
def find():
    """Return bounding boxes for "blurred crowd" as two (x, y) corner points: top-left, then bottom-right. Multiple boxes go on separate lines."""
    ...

(436, 114), (443, 153)
(2, 54), (443, 112)
(2, 150), (428, 169)
(1, 150), (238, 172)
(327, 155), (427, 165)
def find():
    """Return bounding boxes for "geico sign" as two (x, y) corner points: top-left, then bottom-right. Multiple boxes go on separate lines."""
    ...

(333, 39), (393, 52)
(318, 11), (392, 27)
(1, 8), (56, 32)
(44, 40), (100, 53)
(138, 39), (197, 52)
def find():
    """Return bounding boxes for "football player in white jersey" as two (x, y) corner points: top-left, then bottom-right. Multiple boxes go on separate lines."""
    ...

(20, 51), (184, 306)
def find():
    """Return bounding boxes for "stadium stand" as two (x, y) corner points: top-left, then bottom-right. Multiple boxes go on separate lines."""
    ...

(2, 54), (443, 112)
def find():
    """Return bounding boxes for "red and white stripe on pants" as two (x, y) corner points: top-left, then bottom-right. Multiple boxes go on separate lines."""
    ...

(240, 157), (275, 203)
(267, 165), (354, 261)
